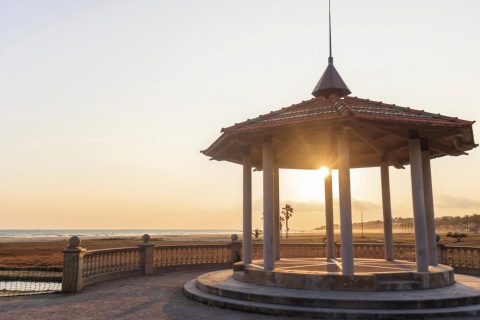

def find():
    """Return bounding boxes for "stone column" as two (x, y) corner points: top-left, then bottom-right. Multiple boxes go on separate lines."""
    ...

(263, 137), (275, 271)
(422, 144), (438, 266)
(324, 171), (335, 259)
(273, 166), (281, 260)
(337, 131), (354, 275)
(380, 161), (394, 261)
(243, 147), (253, 264)
(137, 234), (155, 275)
(62, 236), (86, 293)
(409, 138), (429, 273)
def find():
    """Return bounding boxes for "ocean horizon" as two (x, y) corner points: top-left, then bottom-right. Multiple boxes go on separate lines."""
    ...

(0, 229), (242, 239)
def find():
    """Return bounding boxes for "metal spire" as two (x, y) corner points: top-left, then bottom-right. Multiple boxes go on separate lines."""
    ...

(312, 0), (351, 98)
(329, 0), (332, 64)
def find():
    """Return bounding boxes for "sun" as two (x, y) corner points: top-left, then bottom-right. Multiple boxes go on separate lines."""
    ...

(319, 166), (330, 178)
(281, 167), (332, 202)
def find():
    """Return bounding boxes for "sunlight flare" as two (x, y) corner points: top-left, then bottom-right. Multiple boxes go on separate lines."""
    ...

(319, 166), (330, 178)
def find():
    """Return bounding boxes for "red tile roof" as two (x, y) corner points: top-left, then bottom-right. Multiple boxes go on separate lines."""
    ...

(222, 95), (474, 134)
(203, 94), (476, 169)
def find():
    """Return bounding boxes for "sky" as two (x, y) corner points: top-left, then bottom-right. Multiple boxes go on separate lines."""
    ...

(1, 0), (479, 231)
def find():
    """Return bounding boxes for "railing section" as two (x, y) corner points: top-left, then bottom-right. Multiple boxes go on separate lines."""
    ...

(63, 236), (480, 294)
(83, 247), (142, 278)
(444, 246), (480, 269)
(250, 243), (417, 261)
(153, 244), (230, 267)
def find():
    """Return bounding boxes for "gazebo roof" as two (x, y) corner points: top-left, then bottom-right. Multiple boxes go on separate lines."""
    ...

(202, 94), (477, 170)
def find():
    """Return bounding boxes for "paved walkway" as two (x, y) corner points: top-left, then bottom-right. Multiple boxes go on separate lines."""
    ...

(0, 270), (479, 320)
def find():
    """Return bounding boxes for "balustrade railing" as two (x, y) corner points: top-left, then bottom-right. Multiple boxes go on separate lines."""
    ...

(251, 243), (415, 261)
(61, 235), (480, 294)
(83, 247), (143, 278)
(352, 243), (385, 259)
(153, 245), (230, 267)
(282, 243), (327, 258)
(444, 246), (480, 270)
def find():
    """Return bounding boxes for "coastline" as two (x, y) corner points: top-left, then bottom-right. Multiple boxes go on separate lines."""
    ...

(0, 233), (238, 244)
(0, 229), (242, 244)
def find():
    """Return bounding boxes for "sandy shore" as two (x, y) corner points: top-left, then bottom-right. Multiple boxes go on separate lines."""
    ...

(0, 233), (237, 244)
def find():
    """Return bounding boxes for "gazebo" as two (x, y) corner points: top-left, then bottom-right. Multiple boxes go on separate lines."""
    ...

(201, 54), (477, 276)
(188, 5), (480, 317)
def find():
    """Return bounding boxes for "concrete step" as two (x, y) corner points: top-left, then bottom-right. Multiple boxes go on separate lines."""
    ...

(377, 279), (423, 291)
(375, 272), (415, 281)
(191, 270), (480, 310)
(184, 278), (480, 320)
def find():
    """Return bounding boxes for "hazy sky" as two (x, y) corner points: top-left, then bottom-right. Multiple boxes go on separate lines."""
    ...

(1, 0), (479, 230)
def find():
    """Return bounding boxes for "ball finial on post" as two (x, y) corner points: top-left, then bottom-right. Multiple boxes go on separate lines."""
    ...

(142, 234), (151, 243)
(68, 236), (81, 248)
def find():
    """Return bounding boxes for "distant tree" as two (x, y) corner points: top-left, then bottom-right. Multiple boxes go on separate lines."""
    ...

(279, 216), (286, 238)
(282, 204), (294, 238)
(252, 228), (263, 239)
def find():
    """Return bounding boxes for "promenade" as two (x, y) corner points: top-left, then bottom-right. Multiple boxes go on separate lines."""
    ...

(0, 270), (478, 320)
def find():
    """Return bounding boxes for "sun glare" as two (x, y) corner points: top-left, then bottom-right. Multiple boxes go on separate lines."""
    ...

(319, 166), (330, 178)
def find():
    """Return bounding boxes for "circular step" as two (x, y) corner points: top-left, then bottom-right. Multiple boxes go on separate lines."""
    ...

(184, 270), (480, 319)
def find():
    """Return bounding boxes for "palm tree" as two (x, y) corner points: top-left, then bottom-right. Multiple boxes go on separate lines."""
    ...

(252, 228), (263, 239)
(279, 216), (286, 238)
(282, 204), (294, 238)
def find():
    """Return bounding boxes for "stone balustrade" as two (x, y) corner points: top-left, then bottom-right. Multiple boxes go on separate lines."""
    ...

(443, 245), (480, 275)
(154, 245), (230, 267)
(61, 234), (480, 293)
(83, 247), (143, 277)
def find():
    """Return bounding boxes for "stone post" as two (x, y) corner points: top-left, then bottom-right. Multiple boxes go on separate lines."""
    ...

(337, 130), (354, 275)
(229, 234), (242, 264)
(422, 146), (438, 266)
(324, 171), (335, 259)
(262, 137), (275, 271)
(273, 166), (280, 260)
(137, 234), (155, 275)
(242, 147), (253, 264)
(381, 161), (394, 261)
(62, 236), (86, 293)
(409, 137), (429, 273)
(437, 243), (445, 265)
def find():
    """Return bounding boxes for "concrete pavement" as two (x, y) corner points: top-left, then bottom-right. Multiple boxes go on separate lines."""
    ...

(0, 270), (479, 320)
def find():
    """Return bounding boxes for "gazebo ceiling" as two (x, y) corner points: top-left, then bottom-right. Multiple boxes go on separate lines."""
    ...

(202, 94), (477, 170)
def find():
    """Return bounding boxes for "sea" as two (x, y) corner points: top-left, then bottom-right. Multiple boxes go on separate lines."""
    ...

(0, 229), (241, 239)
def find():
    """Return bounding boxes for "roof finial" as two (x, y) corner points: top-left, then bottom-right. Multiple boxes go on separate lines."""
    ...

(328, 0), (333, 65)
(311, 0), (351, 98)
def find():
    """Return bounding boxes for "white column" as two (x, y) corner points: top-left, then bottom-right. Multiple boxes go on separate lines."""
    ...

(337, 131), (354, 275)
(263, 137), (275, 271)
(242, 147), (252, 264)
(380, 161), (394, 261)
(422, 146), (438, 266)
(325, 171), (335, 259)
(409, 138), (429, 272)
(273, 166), (281, 260)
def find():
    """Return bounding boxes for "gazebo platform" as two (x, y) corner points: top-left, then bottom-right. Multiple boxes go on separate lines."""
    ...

(233, 258), (454, 291)
(184, 266), (480, 319)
